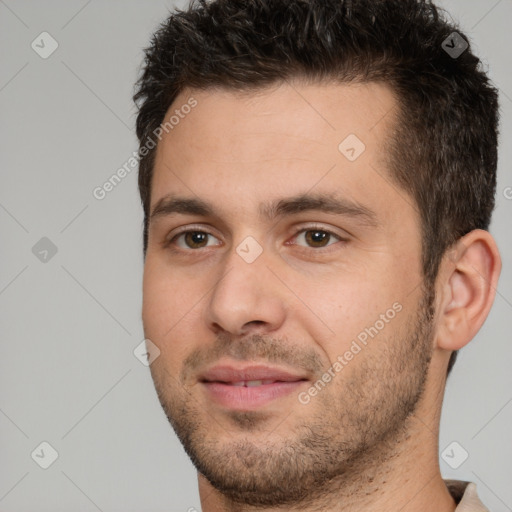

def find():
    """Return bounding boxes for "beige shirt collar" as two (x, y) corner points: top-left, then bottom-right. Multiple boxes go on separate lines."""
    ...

(446, 481), (489, 512)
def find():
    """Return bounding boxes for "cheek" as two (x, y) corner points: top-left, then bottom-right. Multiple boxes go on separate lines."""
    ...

(291, 266), (408, 359)
(142, 257), (204, 349)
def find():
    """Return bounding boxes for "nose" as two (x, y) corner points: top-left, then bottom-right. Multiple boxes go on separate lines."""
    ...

(205, 248), (287, 336)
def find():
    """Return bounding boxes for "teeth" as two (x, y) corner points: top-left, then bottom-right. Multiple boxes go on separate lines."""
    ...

(246, 380), (264, 387)
(230, 380), (276, 387)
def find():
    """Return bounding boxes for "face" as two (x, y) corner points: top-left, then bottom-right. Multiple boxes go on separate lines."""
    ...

(142, 81), (435, 507)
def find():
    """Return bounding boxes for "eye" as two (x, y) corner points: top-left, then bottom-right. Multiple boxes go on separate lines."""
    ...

(172, 230), (221, 249)
(292, 229), (342, 248)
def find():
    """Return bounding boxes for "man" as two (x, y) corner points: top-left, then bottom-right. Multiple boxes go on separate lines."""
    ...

(134, 0), (501, 510)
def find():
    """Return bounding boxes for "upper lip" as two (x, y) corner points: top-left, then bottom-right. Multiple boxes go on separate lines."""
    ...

(199, 363), (309, 383)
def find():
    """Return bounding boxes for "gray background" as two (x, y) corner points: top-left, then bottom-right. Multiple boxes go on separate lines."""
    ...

(0, 1), (510, 511)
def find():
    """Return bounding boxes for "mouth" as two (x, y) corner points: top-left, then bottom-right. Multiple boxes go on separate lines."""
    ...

(215, 379), (291, 387)
(199, 363), (309, 409)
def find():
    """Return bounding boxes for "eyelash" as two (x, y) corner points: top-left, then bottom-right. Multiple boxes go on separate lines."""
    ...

(165, 224), (346, 253)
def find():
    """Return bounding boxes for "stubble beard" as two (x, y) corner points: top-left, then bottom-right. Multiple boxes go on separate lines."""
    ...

(150, 285), (435, 508)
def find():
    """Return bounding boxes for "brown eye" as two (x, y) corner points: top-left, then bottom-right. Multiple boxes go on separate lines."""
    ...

(172, 231), (221, 249)
(184, 232), (209, 248)
(289, 227), (344, 250)
(304, 230), (332, 247)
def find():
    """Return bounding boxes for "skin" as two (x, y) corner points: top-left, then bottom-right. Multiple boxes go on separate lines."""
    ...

(141, 81), (501, 511)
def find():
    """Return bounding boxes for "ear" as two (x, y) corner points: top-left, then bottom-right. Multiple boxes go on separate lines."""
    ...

(436, 229), (501, 351)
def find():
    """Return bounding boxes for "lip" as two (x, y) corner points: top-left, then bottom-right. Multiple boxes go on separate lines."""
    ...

(200, 364), (308, 383)
(199, 363), (309, 410)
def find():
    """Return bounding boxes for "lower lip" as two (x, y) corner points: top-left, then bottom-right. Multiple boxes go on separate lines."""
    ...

(201, 381), (307, 409)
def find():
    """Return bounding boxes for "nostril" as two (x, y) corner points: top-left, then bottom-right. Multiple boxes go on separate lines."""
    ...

(239, 320), (268, 335)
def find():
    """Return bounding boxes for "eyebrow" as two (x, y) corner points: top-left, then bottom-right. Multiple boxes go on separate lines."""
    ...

(260, 193), (378, 226)
(150, 193), (378, 227)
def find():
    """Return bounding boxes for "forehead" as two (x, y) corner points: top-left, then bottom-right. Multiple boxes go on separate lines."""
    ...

(150, 81), (411, 225)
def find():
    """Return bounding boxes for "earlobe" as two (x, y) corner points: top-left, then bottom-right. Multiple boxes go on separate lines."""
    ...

(436, 230), (501, 351)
